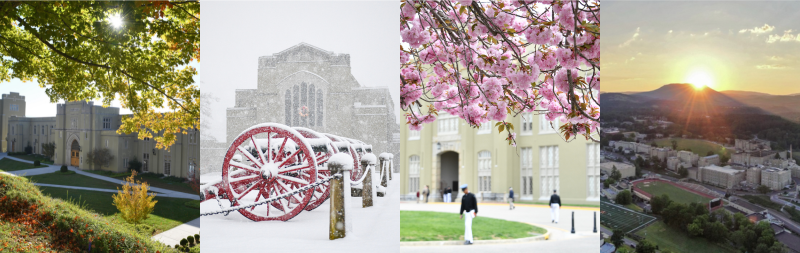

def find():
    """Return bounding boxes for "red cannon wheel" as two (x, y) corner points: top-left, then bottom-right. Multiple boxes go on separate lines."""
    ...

(221, 123), (317, 221)
(293, 127), (335, 211)
(324, 134), (362, 182)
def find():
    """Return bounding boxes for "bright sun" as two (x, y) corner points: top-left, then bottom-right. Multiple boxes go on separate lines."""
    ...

(108, 13), (123, 28)
(686, 69), (714, 89)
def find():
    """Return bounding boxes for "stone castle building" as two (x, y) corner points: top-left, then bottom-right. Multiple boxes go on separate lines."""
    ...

(0, 92), (26, 152)
(201, 43), (400, 174)
(400, 110), (601, 205)
(3, 93), (199, 178)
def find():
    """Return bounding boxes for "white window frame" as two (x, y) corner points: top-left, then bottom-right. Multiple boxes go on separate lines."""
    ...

(409, 155), (420, 194)
(521, 112), (534, 135)
(520, 147), (534, 200)
(539, 113), (560, 135)
(478, 151), (492, 193)
(477, 121), (491, 135)
(103, 117), (111, 129)
(586, 143), (600, 201)
(408, 129), (420, 140)
(10, 104), (18, 111)
(539, 145), (559, 200)
(437, 113), (458, 136)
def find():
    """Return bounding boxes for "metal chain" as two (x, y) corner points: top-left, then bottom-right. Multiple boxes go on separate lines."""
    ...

(201, 174), (342, 217)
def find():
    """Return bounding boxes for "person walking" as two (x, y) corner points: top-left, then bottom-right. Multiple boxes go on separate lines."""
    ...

(424, 185), (430, 203)
(416, 191), (420, 204)
(444, 187), (451, 203)
(459, 184), (477, 245)
(550, 189), (561, 223)
(508, 187), (515, 210)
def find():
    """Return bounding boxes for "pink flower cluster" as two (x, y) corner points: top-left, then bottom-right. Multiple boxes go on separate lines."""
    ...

(400, 0), (600, 142)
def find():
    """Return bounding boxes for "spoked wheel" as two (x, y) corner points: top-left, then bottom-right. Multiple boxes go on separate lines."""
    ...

(324, 134), (362, 182)
(293, 127), (335, 211)
(221, 123), (317, 221)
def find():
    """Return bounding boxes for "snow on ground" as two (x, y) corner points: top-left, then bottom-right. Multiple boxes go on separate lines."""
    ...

(200, 171), (400, 252)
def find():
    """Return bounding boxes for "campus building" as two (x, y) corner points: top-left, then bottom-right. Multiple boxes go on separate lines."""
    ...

(201, 43), (400, 174)
(3, 94), (200, 179)
(0, 92), (26, 152)
(400, 111), (600, 205)
(697, 165), (745, 189)
(761, 168), (792, 191)
(600, 161), (636, 179)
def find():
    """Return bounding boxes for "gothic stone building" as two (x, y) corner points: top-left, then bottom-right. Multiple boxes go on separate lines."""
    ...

(4, 94), (199, 179)
(201, 43), (399, 174)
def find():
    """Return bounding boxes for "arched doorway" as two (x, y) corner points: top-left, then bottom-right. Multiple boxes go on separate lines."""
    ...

(440, 151), (459, 201)
(70, 140), (80, 166)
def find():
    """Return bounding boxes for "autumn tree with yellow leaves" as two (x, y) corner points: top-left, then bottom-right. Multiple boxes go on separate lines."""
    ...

(112, 171), (158, 224)
(0, 1), (200, 149)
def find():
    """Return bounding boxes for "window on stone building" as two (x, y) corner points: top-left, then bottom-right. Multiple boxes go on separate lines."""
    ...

(477, 121), (491, 135)
(164, 155), (172, 175)
(285, 90), (291, 125)
(409, 155), (420, 194)
(103, 117), (111, 129)
(34, 125), (37, 134)
(125, 139), (128, 148)
(11, 126), (13, 135)
(521, 112), (533, 135)
(143, 153), (149, 172)
(437, 113), (458, 135)
(587, 143), (600, 200)
(520, 147), (534, 197)
(309, 84), (315, 126)
(478, 151), (492, 192)
(10, 104), (18, 111)
(285, 83), (323, 128)
(539, 145), (559, 200)
(123, 158), (128, 168)
(408, 129), (420, 140)
(539, 113), (559, 135)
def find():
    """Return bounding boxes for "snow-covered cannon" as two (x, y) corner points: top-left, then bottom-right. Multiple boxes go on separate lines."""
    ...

(200, 122), (383, 222)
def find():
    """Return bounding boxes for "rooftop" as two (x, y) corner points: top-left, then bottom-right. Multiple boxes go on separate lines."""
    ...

(702, 165), (742, 175)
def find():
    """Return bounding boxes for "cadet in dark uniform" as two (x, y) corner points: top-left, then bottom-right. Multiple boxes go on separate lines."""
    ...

(460, 184), (477, 245)
(550, 189), (561, 223)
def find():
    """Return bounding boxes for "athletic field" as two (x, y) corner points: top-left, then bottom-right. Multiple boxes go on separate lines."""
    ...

(634, 180), (712, 205)
(652, 138), (730, 157)
(600, 199), (656, 234)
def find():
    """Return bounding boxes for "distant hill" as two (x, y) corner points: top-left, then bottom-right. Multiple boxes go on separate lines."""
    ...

(720, 90), (800, 123)
(633, 83), (744, 107)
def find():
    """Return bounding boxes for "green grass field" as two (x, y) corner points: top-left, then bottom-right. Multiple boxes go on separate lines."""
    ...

(653, 138), (730, 157)
(400, 211), (546, 241)
(38, 186), (199, 235)
(25, 171), (123, 190)
(84, 170), (196, 194)
(0, 158), (48, 172)
(636, 181), (711, 205)
(9, 154), (54, 164)
(635, 221), (734, 253)
(600, 199), (656, 233)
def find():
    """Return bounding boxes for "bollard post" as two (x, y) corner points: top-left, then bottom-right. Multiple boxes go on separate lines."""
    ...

(361, 153), (376, 208)
(388, 155), (394, 180)
(329, 153), (353, 240)
(571, 211), (575, 234)
(593, 211), (597, 233)
(379, 154), (388, 188)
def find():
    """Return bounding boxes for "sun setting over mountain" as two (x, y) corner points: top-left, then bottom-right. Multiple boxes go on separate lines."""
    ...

(685, 69), (714, 90)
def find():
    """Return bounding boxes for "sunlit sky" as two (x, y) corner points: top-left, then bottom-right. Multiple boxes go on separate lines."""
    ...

(603, 2), (800, 95)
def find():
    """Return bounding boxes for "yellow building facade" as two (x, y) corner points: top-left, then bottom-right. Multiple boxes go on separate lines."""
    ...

(400, 110), (600, 205)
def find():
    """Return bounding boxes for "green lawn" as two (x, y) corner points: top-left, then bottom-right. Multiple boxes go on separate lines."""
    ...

(9, 154), (54, 164)
(25, 171), (123, 190)
(84, 170), (196, 195)
(400, 210), (546, 241)
(624, 203), (643, 212)
(0, 157), (48, 172)
(38, 186), (199, 235)
(652, 138), (731, 157)
(636, 181), (711, 205)
(635, 221), (734, 253)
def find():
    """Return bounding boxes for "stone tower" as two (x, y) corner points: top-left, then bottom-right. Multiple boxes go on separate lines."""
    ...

(0, 92), (26, 152)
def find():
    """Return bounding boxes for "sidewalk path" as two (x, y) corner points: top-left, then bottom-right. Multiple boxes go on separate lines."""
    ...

(0, 153), (199, 200)
(400, 201), (600, 253)
(152, 217), (200, 247)
(33, 183), (121, 193)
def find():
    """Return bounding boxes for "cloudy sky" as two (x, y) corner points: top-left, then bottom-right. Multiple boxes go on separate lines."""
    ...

(201, 1), (398, 142)
(603, 2), (800, 95)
